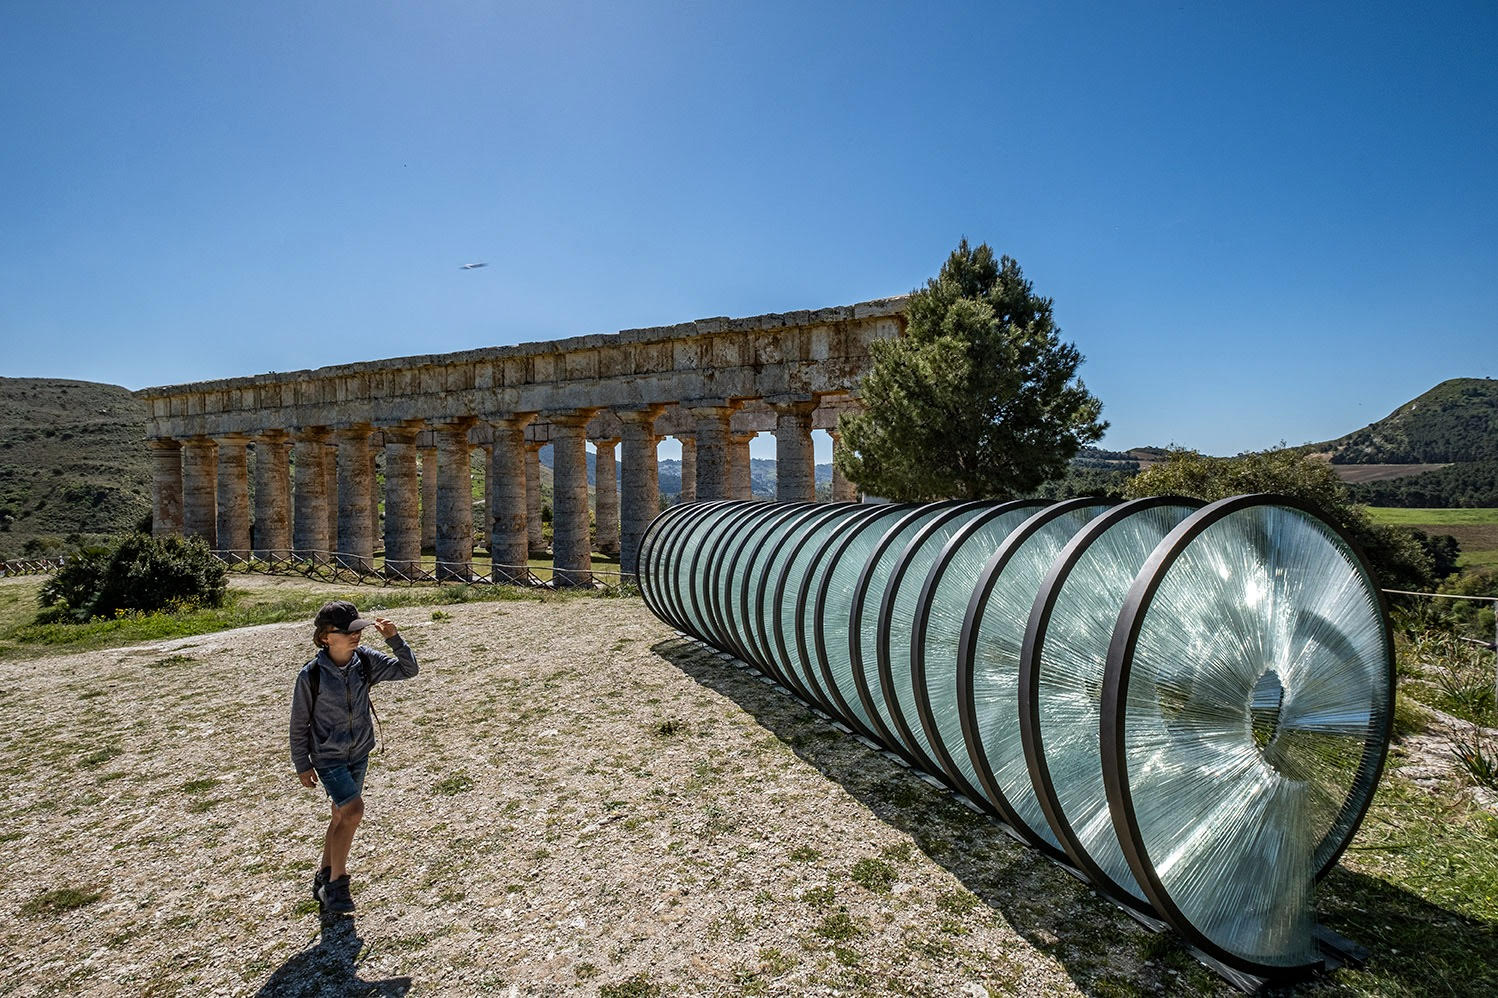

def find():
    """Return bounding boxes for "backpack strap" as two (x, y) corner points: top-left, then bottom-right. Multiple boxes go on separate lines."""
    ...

(305, 650), (384, 754)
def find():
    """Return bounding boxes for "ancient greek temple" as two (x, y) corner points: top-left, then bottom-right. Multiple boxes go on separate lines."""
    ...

(136, 297), (906, 585)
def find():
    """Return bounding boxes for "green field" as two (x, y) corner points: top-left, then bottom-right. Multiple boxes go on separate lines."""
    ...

(1365, 508), (1498, 526)
(1365, 507), (1498, 569)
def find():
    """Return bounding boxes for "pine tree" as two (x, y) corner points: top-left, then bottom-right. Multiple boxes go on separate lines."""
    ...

(836, 240), (1106, 500)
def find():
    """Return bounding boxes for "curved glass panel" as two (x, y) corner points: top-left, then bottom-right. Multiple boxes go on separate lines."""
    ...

(727, 503), (811, 673)
(1028, 501), (1198, 903)
(967, 501), (1113, 845)
(747, 505), (844, 680)
(766, 506), (862, 698)
(637, 504), (689, 622)
(705, 504), (779, 658)
(776, 505), (870, 713)
(852, 504), (958, 747)
(815, 505), (911, 737)
(880, 503), (991, 765)
(917, 504), (1043, 795)
(650, 502), (718, 631)
(1113, 503), (1392, 970)
(674, 503), (739, 641)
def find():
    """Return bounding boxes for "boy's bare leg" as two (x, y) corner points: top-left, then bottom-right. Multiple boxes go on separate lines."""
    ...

(324, 796), (364, 878)
(319, 804), (335, 873)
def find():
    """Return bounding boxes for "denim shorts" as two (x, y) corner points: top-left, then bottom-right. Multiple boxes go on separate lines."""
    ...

(315, 755), (369, 808)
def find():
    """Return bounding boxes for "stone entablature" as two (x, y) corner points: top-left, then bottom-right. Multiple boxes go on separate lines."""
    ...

(138, 298), (905, 439)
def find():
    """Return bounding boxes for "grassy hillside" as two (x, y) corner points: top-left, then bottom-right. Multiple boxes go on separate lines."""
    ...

(1320, 378), (1498, 464)
(0, 378), (150, 560)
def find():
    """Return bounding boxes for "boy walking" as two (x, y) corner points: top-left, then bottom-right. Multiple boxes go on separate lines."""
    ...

(290, 600), (420, 914)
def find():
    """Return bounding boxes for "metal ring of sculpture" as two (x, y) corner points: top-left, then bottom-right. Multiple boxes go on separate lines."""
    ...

(640, 494), (1393, 980)
(1100, 495), (1393, 975)
(1018, 495), (1204, 909)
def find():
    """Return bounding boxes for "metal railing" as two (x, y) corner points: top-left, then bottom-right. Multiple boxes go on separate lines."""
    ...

(0, 556), (67, 578)
(1384, 587), (1498, 705)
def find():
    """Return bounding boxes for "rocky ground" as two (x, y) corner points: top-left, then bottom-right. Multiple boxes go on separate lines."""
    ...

(0, 580), (1246, 997)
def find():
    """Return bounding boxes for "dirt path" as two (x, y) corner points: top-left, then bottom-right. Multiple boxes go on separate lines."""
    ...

(0, 596), (1219, 997)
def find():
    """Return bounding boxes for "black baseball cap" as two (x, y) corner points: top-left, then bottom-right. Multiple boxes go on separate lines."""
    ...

(314, 600), (375, 634)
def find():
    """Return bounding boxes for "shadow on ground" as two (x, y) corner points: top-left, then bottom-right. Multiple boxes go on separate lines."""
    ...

(653, 636), (1498, 997)
(256, 914), (412, 997)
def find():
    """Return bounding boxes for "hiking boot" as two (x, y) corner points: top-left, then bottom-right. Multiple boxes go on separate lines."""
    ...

(313, 866), (330, 907)
(318, 874), (355, 914)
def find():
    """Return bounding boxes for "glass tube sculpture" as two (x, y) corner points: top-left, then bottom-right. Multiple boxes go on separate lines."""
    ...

(638, 495), (1393, 980)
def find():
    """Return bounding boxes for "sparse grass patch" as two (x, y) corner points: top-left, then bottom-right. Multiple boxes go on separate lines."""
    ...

(789, 845), (821, 862)
(80, 745), (122, 767)
(935, 887), (979, 916)
(434, 773), (474, 795)
(20, 886), (103, 917)
(1392, 691), (1432, 740)
(880, 840), (915, 863)
(181, 777), (220, 794)
(800, 885), (836, 908)
(884, 782), (925, 810)
(758, 946), (796, 975)
(849, 857), (897, 893)
(147, 653), (194, 668)
(815, 910), (861, 942)
(1453, 730), (1498, 790)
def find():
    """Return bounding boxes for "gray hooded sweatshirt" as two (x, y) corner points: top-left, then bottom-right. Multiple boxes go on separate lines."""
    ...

(289, 634), (418, 773)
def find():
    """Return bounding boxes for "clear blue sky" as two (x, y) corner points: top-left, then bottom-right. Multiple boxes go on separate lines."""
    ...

(2, 1), (1494, 462)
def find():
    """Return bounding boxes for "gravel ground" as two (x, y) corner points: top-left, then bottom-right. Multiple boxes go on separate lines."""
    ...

(0, 590), (1235, 997)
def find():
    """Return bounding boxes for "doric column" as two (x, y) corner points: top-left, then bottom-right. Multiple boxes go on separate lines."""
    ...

(181, 437), (218, 546)
(369, 450), (381, 555)
(334, 424), (375, 572)
(525, 441), (546, 555)
(420, 446), (437, 552)
(547, 410), (596, 587)
(149, 439), (183, 538)
(685, 401), (738, 501)
(592, 436), (620, 556)
(770, 396), (817, 502)
(323, 443), (339, 550)
(489, 414), (534, 584)
(382, 422), (423, 579)
(215, 434), (251, 556)
(481, 443), (494, 557)
(253, 430), (292, 559)
(435, 419), (476, 581)
(293, 427), (332, 560)
(728, 432), (756, 501)
(677, 435), (696, 502)
(830, 429), (858, 503)
(618, 407), (663, 576)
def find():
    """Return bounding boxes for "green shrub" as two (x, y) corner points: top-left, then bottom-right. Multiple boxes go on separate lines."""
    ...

(1125, 447), (1438, 591)
(37, 533), (227, 622)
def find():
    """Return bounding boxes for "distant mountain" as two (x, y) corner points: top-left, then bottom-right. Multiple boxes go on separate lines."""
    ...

(0, 378), (152, 557)
(1316, 378), (1498, 465)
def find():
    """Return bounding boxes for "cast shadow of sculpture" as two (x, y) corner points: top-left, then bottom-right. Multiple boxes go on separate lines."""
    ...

(651, 636), (1498, 996)
(255, 913), (412, 998)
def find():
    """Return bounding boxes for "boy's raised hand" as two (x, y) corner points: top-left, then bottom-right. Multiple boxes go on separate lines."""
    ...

(373, 616), (398, 639)
(299, 769), (318, 788)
